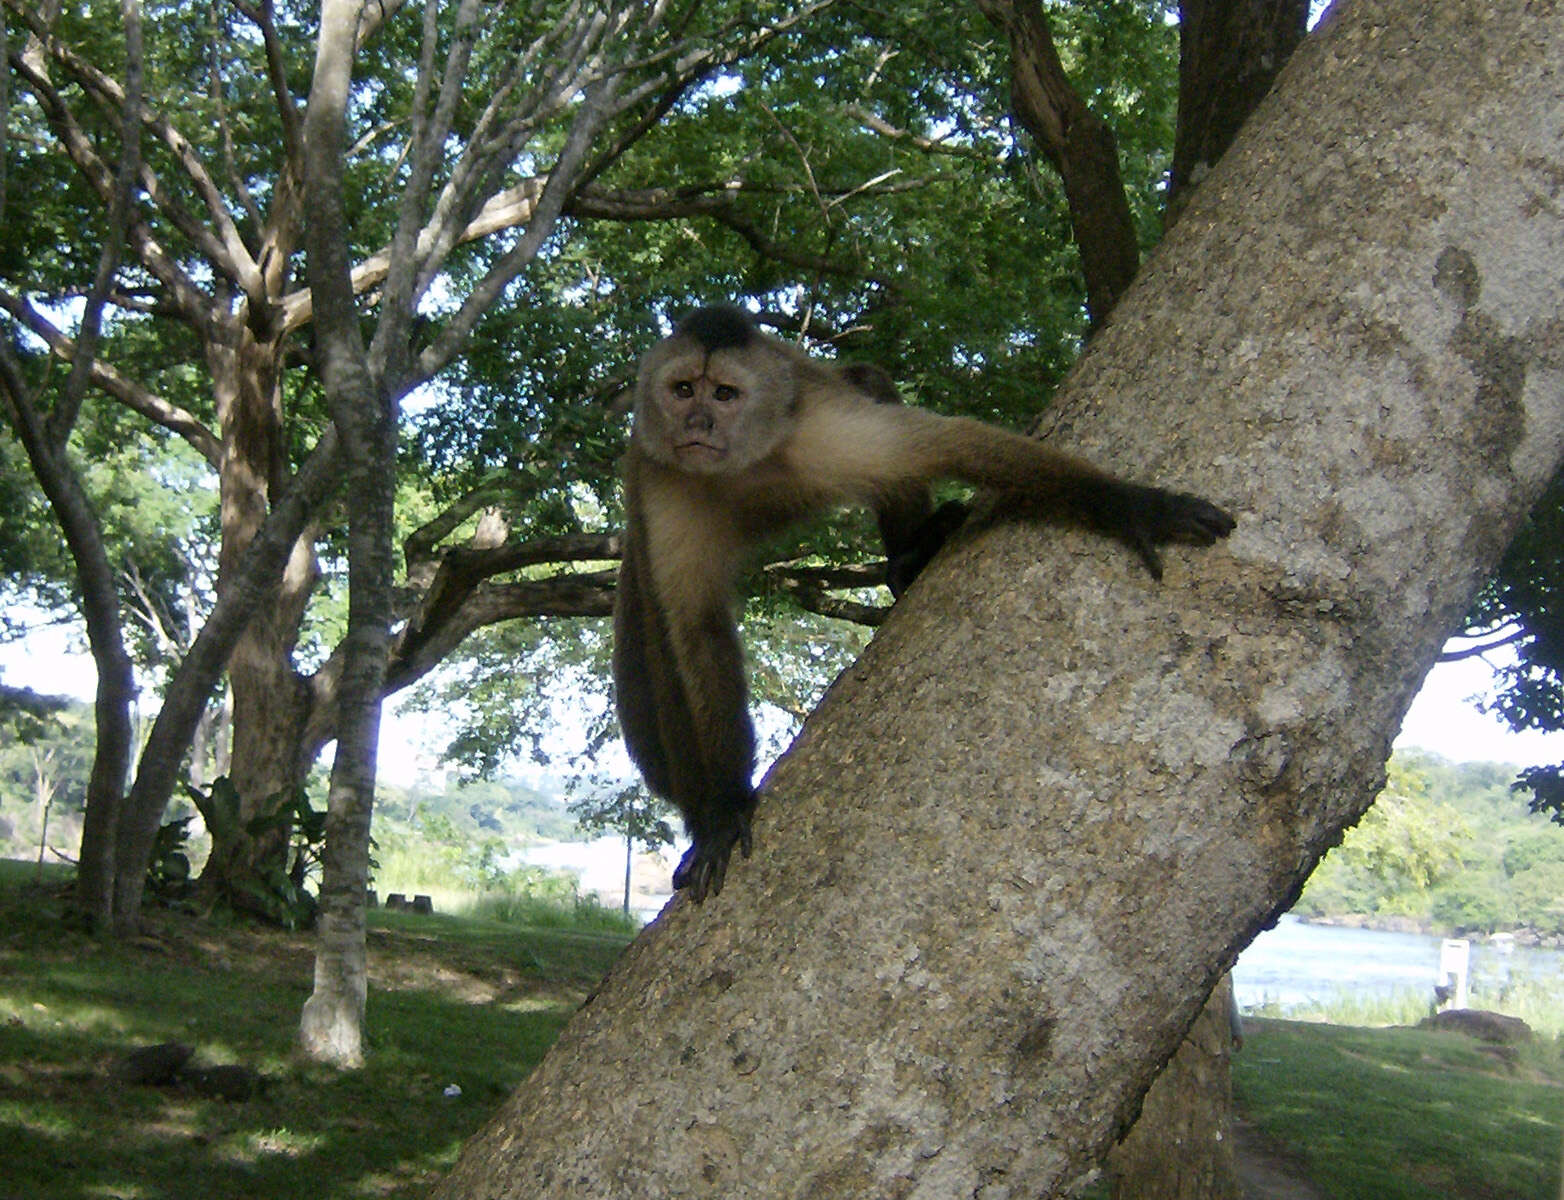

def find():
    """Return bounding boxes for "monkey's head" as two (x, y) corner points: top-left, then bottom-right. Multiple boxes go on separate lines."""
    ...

(632, 306), (797, 475)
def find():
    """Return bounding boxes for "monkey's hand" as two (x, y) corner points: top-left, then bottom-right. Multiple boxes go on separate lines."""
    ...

(1091, 481), (1237, 580)
(673, 806), (755, 904)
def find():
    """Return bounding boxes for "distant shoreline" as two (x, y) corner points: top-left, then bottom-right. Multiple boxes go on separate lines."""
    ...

(1298, 911), (1563, 949)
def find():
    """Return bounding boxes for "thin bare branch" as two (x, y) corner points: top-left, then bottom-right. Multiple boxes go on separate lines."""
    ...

(1438, 627), (1528, 662)
(47, 0), (142, 449)
(414, 71), (622, 384)
(368, 0), (484, 388)
(0, 288), (222, 464)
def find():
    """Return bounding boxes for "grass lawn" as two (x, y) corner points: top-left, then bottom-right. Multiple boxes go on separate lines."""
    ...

(0, 860), (631, 1200)
(1235, 1017), (1564, 1199)
(2, 858), (1559, 1199)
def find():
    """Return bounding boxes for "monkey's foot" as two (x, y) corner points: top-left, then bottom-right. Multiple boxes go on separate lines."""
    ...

(674, 813), (754, 904)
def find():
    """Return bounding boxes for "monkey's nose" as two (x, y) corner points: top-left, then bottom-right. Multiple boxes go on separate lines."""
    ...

(685, 409), (715, 432)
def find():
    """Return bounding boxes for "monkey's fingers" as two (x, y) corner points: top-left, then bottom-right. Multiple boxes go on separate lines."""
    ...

(1166, 494), (1237, 544)
(674, 813), (754, 904)
(1126, 530), (1166, 581)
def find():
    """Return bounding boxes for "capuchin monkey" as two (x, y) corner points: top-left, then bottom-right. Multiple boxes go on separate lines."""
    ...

(612, 305), (1236, 902)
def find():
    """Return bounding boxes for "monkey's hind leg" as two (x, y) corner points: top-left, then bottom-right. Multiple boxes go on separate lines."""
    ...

(673, 785), (756, 903)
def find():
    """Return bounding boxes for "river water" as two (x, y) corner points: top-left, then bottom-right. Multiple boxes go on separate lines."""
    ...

(524, 838), (1564, 1014)
(1231, 913), (1563, 1009)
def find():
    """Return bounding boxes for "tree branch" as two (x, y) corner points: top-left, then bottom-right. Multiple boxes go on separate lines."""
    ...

(46, 0), (142, 449)
(5, 31), (211, 325)
(1437, 627), (1528, 662)
(0, 287), (222, 465)
(6, 0), (260, 296)
(974, 0), (1140, 326)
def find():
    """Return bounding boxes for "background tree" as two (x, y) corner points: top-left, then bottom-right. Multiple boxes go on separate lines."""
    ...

(431, 0), (1564, 1193)
(571, 783), (677, 915)
(3, 0), (923, 932)
(1451, 469), (1564, 819)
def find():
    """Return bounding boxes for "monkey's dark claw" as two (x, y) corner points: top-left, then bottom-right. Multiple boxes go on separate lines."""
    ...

(1104, 484), (1236, 580)
(674, 810), (754, 904)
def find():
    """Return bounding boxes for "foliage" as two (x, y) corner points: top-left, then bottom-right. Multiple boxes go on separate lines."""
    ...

(458, 889), (639, 936)
(144, 815), (196, 901)
(0, 700), (93, 862)
(1296, 751), (1564, 935)
(1457, 470), (1564, 817)
(1244, 968), (1564, 1039)
(183, 779), (328, 929)
(0, 0), (1195, 930)
(569, 784), (677, 855)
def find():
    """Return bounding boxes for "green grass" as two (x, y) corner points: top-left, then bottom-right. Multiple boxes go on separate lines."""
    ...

(3, 860), (1561, 1199)
(1235, 1018), (1564, 1199)
(1246, 975), (1564, 1039)
(0, 860), (632, 1200)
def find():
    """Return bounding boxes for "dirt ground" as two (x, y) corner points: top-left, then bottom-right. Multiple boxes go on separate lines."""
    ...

(1234, 1120), (1326, 1200)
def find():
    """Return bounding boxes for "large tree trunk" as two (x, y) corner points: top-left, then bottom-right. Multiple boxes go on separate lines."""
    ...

(1108, 977), (1241, 1200)
(1124, 4), (1310, 1191)
(201, 324), (320, 909)
(109, 428), (343, 933)
(433, 1), (1564, 1195)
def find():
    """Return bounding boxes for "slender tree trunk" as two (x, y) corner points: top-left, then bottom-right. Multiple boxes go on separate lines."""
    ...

(0, 364), (138, 933)
(295, 0), (396, 1067)
(0, 0), (143, 934)
(434, 1), (1564, 1193)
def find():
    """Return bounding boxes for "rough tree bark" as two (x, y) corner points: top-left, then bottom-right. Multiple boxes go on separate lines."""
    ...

(1109, 977), (1241, 1200)
(433, 1), (1564, 1195)
(1167, 0), (1309, 229)
(1112, 4), (1309, 1193)
(294, 0), (395, 1068)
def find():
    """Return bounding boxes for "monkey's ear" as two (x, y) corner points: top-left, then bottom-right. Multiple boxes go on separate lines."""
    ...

(840, 362), (902, 406)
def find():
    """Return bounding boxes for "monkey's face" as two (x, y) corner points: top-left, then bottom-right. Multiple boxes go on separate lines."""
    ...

(633, 337), (795, 475)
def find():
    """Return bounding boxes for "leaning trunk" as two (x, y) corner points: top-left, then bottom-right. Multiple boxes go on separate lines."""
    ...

(0, 366), (137, 934)
(433, 2), (1564, 1194)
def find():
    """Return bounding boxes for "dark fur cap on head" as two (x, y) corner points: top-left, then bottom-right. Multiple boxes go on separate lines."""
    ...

(674, 305), (757, 352)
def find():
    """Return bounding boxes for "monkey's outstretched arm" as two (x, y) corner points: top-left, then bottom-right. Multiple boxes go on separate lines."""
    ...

(787, 399), (1235, 580)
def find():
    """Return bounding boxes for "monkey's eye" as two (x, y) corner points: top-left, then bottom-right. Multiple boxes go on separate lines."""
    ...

(672, 381), (695, 399)
(713, 384), (740, 403)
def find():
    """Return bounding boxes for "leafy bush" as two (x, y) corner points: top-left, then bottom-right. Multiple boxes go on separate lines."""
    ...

(1428, 877), (1519, 933)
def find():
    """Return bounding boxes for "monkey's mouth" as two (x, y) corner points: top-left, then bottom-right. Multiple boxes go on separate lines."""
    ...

(674, 439), (726, 461)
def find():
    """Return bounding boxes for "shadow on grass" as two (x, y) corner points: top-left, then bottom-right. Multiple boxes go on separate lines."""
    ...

(0, 871), (632, 1200)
